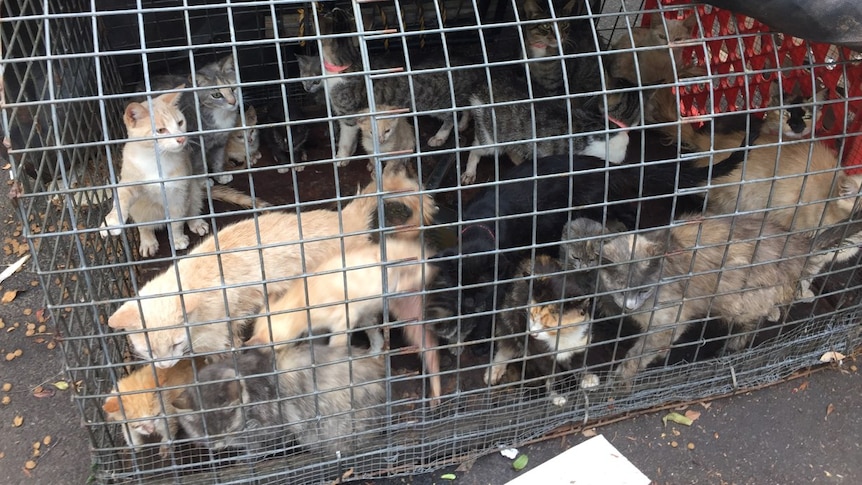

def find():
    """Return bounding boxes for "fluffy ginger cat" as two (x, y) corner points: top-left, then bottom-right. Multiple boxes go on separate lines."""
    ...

(247, 237), (441, 403)
(648, 87), (862, 235)
(107, 167), (437, 369)
(100, 90), (209, 257)
(102, 357), (203, 457)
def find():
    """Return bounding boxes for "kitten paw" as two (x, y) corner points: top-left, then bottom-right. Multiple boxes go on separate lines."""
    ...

(173, 234), (190, 251)
(427, 135), (445, 147)
(550, 393), (567, 407)
(213, 174), (233, 185)
(484, 364), (507, 385)
(139, 240), (159, 258)
(460, 170), (477, 185)
(99, 222), (122, 238)
(767, 307), (781, 322)
(580, 373), (601, 390)
(335, 158), (351, 167)
(188, 219), (210, 236)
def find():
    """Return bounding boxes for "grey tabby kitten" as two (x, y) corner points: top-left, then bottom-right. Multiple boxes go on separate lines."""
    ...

(302, 11), (482, 163)
(519, 0), (577, 96)
(463, 80), (641, 184)
(173, 344), (384, 460)
(595, 213), (859, 387)
(172, 348), (286, 458)
(149, 55), (240, 184)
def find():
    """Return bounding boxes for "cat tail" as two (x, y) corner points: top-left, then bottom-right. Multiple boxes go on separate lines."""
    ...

(813, 209), (862, 251)
(209, 185), (271, 208)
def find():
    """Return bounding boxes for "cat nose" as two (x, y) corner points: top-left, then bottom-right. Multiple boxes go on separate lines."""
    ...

(176, 136), (186, 145)
(141, 422), (155, 435)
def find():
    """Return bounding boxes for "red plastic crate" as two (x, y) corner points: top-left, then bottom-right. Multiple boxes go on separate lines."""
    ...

(643, 0), (862, 171)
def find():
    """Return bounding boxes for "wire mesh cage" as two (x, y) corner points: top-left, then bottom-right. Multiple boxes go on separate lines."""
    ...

(2, 0), (862, 483)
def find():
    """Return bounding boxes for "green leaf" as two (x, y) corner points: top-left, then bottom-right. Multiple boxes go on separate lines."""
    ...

(440, 473), (457, 480)
(512, 454), (529, 471)
(662, 412), (693, 427)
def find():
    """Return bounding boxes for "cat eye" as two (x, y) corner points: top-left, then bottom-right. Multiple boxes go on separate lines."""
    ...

(211, 92), (223, 99)
(657, 33), (668, 41)
(157, 128), (168, 134)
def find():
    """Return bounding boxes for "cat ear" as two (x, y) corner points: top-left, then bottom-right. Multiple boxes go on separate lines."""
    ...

(225, 380), (243, 405)
(561, 0), (578, 16)
(521, 0), (541, 17)
(108, 302), (141, 329)
(682, 13), (697, 30)
(102, 395), (120, 414)
(246, 105), (257, 124)
(649, 12), (663, 28)
(160, 90), (183, 107)
(123, 103), (150, 128)
(219, 54), (236, 74)
(837, 175), (862, 198)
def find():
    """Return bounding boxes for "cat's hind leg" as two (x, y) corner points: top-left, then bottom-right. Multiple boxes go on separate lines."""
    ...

(428, 116), (455, 147)
(485, 343), (516, 385)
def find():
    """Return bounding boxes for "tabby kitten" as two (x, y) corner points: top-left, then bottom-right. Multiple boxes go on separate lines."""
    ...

(102, 358), (202, 457)
(486, 255), (593, 405)
(609, 12), (696, 85)
(519, 0), (578, 96)
(464, 81), (640, 184)
(173, 345), (384, 459)
(225, 105), (261, 166)
(147, 55), (240, 184)
(100, 90), (209, 257)
(595, 212), (857, 386)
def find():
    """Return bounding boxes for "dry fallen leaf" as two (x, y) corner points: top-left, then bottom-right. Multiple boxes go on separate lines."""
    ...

(24, 460), (36, 470)
(13, 415), (24, 427)
(1, 290), (18, 304)
(826, 403), (835, 420)
(2, 383), (11, 392)
(1, 396), (10, 405)
(820, 351), (846, 363)
(582, 428), (598, 438)
(32, 387), (55, 399)
(43, 436), (52, 446)
(684, 410), (701, 422)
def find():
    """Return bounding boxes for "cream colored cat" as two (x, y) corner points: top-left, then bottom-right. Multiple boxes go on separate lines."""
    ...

(107, 167), (437, 368)
(247, 237), (441, 402)
(102, 357), (203, 457)
(101, 90), (209, 257)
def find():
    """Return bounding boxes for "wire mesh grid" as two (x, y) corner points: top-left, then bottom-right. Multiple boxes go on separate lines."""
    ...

(2, 0), (862, 483)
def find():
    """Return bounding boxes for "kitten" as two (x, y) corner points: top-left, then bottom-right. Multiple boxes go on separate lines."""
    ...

(304, 10), (481, 162)
(260, 98), (310, 173)
(463, 81), (642, 184)
(519, 0), (578, 96)
(100, 90), (209, 258)
(356, 105), (415, 172)
(595, 212), (858, 386)
(147, 55), (240, 184)
(486, 255), (593, 405)
(609, 12), (696, 85)
(247, 237), (441, 403)
(225, 105), (261, 167)
(760, 85), (825, 139)
(172, 345), (384, 459)
(107, 169), (437, 368)
(649, 86), (862, 234)
(102, 358), (202, 457)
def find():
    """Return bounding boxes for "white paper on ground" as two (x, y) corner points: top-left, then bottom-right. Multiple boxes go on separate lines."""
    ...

(504, 434), (651, 485)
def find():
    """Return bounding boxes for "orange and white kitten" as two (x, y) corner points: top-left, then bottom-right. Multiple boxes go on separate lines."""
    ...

(356, 106), (415, 172)
(107, 167), (437, 368)
(102, 357), (202, 456)
(247, 236), (440, 403)
(609, 12), (696, 85)
(225, 105), (262, 166)
(100, 90), (209, 257)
